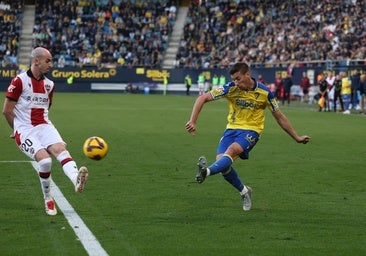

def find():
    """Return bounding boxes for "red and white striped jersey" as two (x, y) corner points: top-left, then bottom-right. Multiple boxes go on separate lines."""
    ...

(6, 70), (55, 131)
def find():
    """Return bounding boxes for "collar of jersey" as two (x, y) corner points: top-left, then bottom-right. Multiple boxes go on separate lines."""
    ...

(27, 69), (45, 81)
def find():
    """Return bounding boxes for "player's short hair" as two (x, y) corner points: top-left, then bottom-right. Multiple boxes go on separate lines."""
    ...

(230, 62), (249, 75)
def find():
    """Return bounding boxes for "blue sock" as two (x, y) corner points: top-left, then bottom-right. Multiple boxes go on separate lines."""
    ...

(208, 155), (233, 175)
(223, 167), (245, 192)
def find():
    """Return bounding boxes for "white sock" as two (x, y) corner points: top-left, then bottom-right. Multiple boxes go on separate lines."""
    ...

(56, 151), (79, 184)
(40, 177), (51, 200)
(38, 158), (52, 200)
(62, 161), (79, 184)
(240, 186), (248, 196)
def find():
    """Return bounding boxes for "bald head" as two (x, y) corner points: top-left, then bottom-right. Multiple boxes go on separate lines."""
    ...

(31, 47), (51, 60)
(30, 47), (53, 79)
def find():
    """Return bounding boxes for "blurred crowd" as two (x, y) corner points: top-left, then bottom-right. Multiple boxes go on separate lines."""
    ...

(34, 0), (178, 68)
(176, 0), (366, 68)
(0, 0), (23, 67)
(1, 0), (365, 69)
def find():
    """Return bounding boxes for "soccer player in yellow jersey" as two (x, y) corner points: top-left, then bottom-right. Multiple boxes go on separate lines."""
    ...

(185, 62), (310, 211)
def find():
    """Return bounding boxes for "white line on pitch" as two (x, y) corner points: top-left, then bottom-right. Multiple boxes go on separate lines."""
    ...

(0, 160), (36, 162)
(30, 161), (108, 256)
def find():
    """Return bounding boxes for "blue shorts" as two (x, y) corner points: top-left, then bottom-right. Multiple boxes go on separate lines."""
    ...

(217, 129), (259, 160)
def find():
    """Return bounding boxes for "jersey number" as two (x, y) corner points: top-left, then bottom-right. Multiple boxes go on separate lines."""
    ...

(21, 139), (33, 152)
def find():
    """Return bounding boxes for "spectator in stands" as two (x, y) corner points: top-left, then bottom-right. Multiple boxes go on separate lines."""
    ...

(57, 55), (66, 68)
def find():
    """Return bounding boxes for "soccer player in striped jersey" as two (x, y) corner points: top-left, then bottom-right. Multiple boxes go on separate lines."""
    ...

(185, 62), (310, 211)
(2, 47), (88, 216)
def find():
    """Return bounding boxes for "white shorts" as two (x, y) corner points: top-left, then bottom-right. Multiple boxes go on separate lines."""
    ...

(198, 82), (205, 89)
(15, 124), (65, 159)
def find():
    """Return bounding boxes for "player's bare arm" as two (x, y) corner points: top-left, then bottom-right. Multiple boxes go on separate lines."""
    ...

(272, 110), (310, 144)
(2, 98), (16, 129)
(185, 92), (213, 134)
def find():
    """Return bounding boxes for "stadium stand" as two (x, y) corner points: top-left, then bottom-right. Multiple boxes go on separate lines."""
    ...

(0, 0), (23, 67)
(1, 0), (365, 69)
(175, 0), (366, 69)
(33, 0), (178, 68)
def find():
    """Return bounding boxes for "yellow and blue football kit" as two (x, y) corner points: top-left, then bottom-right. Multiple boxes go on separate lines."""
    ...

(210, 79), (279, 160)
(210, 80), (279, 135)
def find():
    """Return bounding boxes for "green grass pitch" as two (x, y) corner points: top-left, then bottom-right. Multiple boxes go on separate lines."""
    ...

(1, 92), (365, 255)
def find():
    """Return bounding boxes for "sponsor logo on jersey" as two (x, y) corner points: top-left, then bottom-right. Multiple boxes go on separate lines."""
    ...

(236, 99), (255, 109)
(26, 94), (49, 106)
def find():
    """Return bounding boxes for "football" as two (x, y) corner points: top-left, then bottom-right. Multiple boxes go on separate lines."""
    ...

(83, 136), (108, 160)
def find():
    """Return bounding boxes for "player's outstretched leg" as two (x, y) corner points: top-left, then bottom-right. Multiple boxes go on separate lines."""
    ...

(196, 156), (207, 183)
(75, 166), (89, 192)
(241, 186), (252, 211)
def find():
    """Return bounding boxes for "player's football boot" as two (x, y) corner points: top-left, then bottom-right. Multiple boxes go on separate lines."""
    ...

(45, 198), (57, 216)
(75, 166), (89, 193)
(196, 156), (207, 183)
(241, 186), (252, 211)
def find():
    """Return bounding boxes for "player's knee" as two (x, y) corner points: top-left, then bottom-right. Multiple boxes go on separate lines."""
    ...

(49, 142), (67, 156)
(38, 157), (52, 177)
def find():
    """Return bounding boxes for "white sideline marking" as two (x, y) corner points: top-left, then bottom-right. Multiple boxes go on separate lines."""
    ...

(29, 161), (109, 256)
(0, 160), (36, 162)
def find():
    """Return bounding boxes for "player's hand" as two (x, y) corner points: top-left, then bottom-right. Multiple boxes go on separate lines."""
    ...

(9, 133), (15, 139)
(297, 135), (310, 144)
(185, 121), (196, 135)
